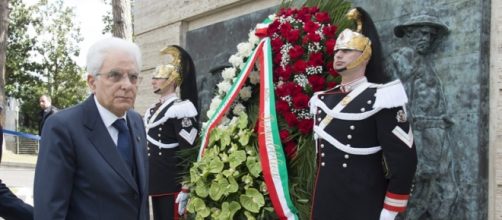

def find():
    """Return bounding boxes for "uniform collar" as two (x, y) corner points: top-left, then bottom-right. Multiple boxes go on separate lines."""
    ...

(340, 77), (368, 93)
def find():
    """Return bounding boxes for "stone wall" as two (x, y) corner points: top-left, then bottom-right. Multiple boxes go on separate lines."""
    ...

(490, 0), (502, 219)
(133, 0), (280, 114)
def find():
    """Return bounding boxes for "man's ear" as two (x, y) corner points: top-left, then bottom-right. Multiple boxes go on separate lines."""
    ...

(87, 74), (96, 93)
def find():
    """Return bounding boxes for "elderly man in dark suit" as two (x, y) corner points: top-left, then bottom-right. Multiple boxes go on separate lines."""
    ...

(34, 37), (149, 220)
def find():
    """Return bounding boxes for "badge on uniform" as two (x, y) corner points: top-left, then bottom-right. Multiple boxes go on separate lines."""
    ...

(181, 118), (192, 127)
(396, 110), (407, 123)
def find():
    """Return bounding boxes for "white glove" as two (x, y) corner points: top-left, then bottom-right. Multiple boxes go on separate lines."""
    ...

(379, 209), (398, 220)
(175, 190), (189, 216)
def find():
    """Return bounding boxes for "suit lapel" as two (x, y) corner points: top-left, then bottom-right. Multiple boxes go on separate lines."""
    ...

(82, 96), (138, 192)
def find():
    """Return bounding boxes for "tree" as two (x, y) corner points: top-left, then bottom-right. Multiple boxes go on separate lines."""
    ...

(111, 0), (132, 40)
(5, 0), (87, 133)
(0, 0), (8, 122)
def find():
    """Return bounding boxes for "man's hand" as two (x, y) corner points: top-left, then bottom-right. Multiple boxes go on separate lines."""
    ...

(175, 188), (189, 216)
(379, 209), (398, 220)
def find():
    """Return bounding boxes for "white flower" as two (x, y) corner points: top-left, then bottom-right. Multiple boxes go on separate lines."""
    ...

(232, 103), (246, 115)
(217, 81), (232, 94)
(249, 70), (260, 84)
(237, 42), (253, 57)
(209, 96), (222, 112)
(221, 67), (236, 80)
(294, 74), (308, 88)
(229, 54), (243, 68)
(248, 30), (259, 45)
(240, 86), (252, 101)
(206, 109), (215, 119)
(268, 14), (276, 21)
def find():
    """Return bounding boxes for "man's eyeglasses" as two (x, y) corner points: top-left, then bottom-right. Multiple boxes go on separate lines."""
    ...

(96, 70), (142, 84)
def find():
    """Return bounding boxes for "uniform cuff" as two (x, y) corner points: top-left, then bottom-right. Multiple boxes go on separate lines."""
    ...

(383, 192), (409, 212)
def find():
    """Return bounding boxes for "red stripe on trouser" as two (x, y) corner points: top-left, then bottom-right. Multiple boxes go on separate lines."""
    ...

(173, 192), (179, 220)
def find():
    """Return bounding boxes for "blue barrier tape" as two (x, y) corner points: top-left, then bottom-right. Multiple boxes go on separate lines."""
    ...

(2, 129), (41, 141)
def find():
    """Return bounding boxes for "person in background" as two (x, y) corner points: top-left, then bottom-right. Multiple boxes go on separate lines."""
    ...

(38, 95), (58, 135)
(309, 8), (417, 220)
(144, 45), (198, 220)
(0, 105), (34, 220)
(34, 37), (149, 220)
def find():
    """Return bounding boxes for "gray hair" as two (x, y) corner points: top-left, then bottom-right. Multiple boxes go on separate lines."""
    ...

(86, 37), (142, 76)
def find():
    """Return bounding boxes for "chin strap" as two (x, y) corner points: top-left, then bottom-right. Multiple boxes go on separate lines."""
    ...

(335, 43), (372, 72)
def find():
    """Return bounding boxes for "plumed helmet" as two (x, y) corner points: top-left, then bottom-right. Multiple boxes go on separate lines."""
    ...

(154, 45), (199, 114)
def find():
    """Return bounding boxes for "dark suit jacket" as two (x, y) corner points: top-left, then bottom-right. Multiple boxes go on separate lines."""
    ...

(0, 179), (34, 220)
(34, 95), (149, 220)
(39, 106), (58, 135)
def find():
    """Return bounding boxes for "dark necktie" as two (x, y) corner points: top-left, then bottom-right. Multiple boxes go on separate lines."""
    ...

(112, 119), (133, 171)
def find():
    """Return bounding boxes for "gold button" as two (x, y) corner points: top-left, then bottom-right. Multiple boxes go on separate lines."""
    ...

(159, 127), (162, 131)
(158, 152), (162, 156)
(321, 153), (325, 157)
(344, 154), (349, 159)
(318, 110), (322, 114)
(321, 162), (325, 166)
(350, 125), (355, 130)
(342, 163), (347, 168)
(158, 134), (161, 137)
(367, 100), (372, 104)
(148, 153), (150, 157)
(346, 144), (351, 147)
(347, 135), (352, 139)
(320, 144), (325, 148)
(320, 96), (324, 100)
(317, 118), (322, 122)
(360, 108), (366, 112)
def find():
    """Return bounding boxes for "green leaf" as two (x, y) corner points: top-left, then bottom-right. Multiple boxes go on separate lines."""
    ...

(220, 201), (242, 219)
(187, 197), (210, 218)
(226, 176), (239, 194)
(195, 179), (208, 198)
(238, 129), (251, 145)
(237, 112), (249, 129)
(229, 150), (247, 168)
(244, 211), (257, 220)
(220, 132), (232, 148)
(209, 178), (228, 201)
(246, 156), (262, 177)
(239, 188), (265, 213)
(208, 157), (224, 173)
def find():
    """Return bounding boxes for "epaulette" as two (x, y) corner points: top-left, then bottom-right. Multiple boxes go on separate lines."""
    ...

(164, 100), (198, 119)
(369, 80), (408, 109)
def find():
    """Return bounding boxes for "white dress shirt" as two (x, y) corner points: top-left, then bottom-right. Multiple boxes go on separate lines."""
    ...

(94, 96), (128, 146)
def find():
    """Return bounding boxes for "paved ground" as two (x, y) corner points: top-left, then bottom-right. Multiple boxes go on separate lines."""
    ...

(0, 149), (37, 208)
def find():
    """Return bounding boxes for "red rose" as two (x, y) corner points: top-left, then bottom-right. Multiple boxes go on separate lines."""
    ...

(298, 119), (313, 134)
(280, 22), (292, 36)
(292, 93), (309, 109)
(307, 32), (321, 42)
(283, 112), (299, 127)
(271, 38), (283, 52)
(277, 66), (293, 80)
(273, 52), (282, 65)
(283, 141), (297, 159)
(289, 83), (303, 95)
(315, 12), (330, 23)
(276, 100), (290, 114)
(325, 39), (336, 55)
(308, 75), (326, 92)
(285, 29), (301, 43)
(293, 60), (307, 73)
(275, 84), (288, 97)
(309, 52), (323, 65)
(279, 130), (290, 140)
(303, 21), (320, 34)
(289, 45), (304, 60)
(323, 25), (337, 38)
(309, 6), (319, 14)
(267, 21), (281, 37)
(297, 8), (312, 22)
(327, 81), (338, 89)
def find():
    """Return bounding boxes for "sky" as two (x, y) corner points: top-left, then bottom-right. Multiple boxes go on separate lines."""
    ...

(24, 0), (111, 67)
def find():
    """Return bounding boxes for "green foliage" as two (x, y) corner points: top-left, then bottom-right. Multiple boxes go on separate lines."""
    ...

(6, 0), (87, 133)
(187, 112), (276, 219)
